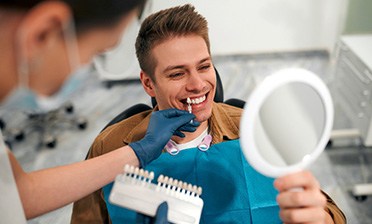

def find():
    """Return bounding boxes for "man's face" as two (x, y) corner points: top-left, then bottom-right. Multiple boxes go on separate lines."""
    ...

(142, 35), (216, 123)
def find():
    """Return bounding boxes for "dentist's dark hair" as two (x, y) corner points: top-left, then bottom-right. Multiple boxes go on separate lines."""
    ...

(0, 0), (146, 32)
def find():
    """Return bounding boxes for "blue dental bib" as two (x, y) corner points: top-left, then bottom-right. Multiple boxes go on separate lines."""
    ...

(103, 140), (281, 223)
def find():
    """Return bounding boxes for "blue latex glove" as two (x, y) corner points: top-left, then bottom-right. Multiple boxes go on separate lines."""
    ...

(136, 201), (169, 224)
(129, 109), (199, 167)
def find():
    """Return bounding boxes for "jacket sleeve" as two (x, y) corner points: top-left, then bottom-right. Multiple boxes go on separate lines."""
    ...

(323, 191), (347, 224)
(70, 110), (151, 224)
(70, 140), (111, 224)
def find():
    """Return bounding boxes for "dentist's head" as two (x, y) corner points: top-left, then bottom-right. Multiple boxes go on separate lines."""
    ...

(0, 0), (146, 105)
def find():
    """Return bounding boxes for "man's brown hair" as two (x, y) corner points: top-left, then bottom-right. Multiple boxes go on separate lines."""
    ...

(135, 4), (210, 81)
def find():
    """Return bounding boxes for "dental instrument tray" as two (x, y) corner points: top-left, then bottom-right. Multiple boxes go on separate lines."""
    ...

(109, 165), (204, 224)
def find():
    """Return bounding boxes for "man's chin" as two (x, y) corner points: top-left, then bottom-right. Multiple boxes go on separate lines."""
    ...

(194, 112), (211, 124)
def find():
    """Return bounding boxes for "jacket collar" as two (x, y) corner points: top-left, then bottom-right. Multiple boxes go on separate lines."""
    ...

(122, 107), (155, 145)
(209, 102), (240, 144)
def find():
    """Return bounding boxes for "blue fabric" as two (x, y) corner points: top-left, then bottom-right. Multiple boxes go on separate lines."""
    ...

(103, 140), (281, 223)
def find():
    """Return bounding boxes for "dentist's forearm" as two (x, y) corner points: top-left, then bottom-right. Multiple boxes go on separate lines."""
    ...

(8, 145), (138, 219)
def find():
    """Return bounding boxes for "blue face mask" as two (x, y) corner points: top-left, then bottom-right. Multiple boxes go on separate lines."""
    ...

(0, 64), (91, 113)
(0, 85), (40, 112)
(36, 64), (91, 111)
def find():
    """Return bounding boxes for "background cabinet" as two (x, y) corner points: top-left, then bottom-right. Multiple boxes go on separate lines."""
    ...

(334, 34), (372, 146)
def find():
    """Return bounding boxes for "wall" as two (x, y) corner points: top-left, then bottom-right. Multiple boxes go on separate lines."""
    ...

(150, 0), (348, 55)
(343, 0), (372, 34)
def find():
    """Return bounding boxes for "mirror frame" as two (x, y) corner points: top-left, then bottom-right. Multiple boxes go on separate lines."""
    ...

(240, 68), (334, 177)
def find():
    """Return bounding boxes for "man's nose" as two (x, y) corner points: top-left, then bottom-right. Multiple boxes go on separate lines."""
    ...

(186, 72), (206, 92)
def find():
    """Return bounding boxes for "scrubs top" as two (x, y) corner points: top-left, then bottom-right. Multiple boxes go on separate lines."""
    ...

(0, 130), (27, 224)
(103, 140), (281, 224)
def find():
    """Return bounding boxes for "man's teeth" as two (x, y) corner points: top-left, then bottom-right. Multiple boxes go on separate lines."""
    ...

(187, 95), (206, 105)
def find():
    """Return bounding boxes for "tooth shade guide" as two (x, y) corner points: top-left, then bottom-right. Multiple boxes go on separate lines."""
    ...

(188, 104), (192, 113)
(187, 97), (192, 104)
(110, 165), (204, 223)
(186, 97), (193, 124)
(187, 97), (192, 114)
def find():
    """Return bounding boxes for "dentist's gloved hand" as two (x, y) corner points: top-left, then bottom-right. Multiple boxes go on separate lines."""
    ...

(129, 109), (199, 168)
(136, 201), (169, 224)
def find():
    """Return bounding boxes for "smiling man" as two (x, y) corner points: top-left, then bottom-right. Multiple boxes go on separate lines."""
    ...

(71, 4), (346, 224)
(140, 34), (216, 146)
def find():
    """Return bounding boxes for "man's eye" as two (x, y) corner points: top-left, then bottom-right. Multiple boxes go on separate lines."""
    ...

(199, 64), (211, 71)
(169, 73), (184, 78)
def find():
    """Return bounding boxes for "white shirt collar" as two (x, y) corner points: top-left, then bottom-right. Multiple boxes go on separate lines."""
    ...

(171, 128), (209, 151)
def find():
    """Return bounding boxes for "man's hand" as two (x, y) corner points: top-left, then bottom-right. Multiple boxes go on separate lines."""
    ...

(274, 170), (333, 224)
(130, 109), (199, 168)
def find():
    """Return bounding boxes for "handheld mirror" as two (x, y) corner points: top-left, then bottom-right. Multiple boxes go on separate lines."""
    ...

(240, 68), (334, 178)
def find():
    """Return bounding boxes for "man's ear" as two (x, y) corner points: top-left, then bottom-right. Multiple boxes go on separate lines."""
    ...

(16, 1), (71, 61)
(140, 71), (156, 97)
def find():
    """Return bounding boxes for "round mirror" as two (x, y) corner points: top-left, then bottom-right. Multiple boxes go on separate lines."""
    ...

(240, 68), (334, 178)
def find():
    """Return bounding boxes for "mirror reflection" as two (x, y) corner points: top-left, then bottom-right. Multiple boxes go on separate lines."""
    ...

(254, 82), (325, 167)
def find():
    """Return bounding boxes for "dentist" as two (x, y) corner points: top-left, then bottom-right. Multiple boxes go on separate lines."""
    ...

(0, 0), (197, 223)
